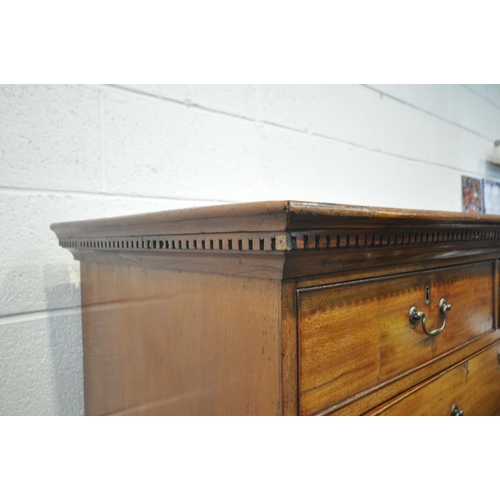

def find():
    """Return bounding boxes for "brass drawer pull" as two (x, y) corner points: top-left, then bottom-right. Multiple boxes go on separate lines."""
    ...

(409, 298), (452, 336)
(451, 404), (464, 416)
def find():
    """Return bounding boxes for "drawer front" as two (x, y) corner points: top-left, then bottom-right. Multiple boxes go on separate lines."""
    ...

(369, 342), (500, 416)
(298, 261), (495, 415)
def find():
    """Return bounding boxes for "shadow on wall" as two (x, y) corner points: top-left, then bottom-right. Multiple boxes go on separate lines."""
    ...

(44, 263), (85, 416)
(0, 264), (85, 415)
(0, 263), (84, 415)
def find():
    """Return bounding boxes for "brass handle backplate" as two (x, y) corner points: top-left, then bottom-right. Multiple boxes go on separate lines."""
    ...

(409, 298), (452, 337)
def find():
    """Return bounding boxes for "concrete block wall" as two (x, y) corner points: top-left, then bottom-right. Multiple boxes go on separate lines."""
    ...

(1, 84), (500, 415)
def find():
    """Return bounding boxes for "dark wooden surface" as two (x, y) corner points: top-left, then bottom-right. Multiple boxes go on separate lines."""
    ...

(52, 199), (500, 240)
(51, 200), (290, 238)
(52, 200), (500, 280)
(367, 342), (500, 416)
(52, 201), (500, 415)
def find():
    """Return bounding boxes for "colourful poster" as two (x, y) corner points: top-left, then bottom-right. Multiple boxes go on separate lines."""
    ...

(462, 176), (483, 213)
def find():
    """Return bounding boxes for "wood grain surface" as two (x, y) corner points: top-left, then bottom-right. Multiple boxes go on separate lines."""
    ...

(367, 342), (500, 416)
(298, 261), (494, 415)
(81, 262), (282, 415)
(51, 201), (500, 416)
(52, 199), (500, 240)
(52, 200), (500, 280)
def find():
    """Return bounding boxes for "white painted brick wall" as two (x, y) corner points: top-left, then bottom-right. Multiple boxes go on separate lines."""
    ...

(310, 84), (381, 149)
(259, 84), (311, 131)
(431, 118), (489, 174)
(191, 84), (258, 119)
(487, 103), (500, 140)
(450, 85), (489, 137)
(1, 84), (500, 415)
(406, 85), (450, 121)
(382, 96), (433, 162)
(350, 149), (411, 209)
(0, 85), (101, 192)
(117, 84), (191, 103)
(467, 85), (490, 101)
(368, 85), (451, 121)
(0, 313), (83, 415)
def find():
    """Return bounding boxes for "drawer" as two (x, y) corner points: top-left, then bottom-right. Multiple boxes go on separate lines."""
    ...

(298, 261), (495, 415)
(368, 342), (500, 415)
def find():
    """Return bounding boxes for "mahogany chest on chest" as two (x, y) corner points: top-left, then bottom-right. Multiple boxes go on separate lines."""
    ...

(52, 201), (500, 415)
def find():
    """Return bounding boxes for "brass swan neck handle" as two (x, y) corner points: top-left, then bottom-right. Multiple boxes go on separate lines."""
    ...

(409, 298), (452, 336)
